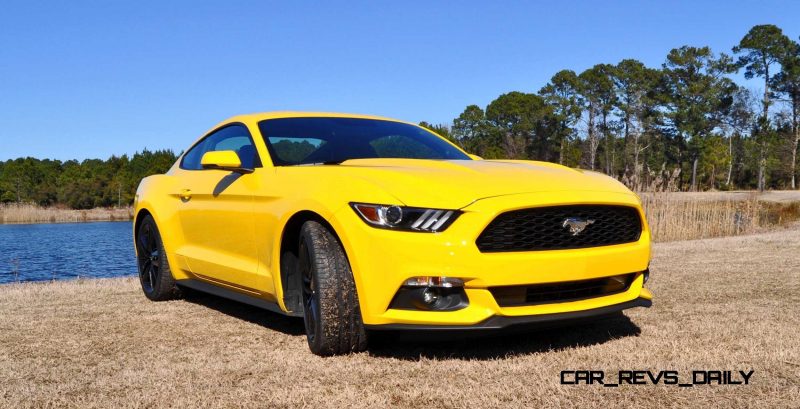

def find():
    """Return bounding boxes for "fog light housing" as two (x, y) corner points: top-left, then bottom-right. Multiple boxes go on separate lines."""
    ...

(389, 277), (468, 311)
(422, 288), (439, 305)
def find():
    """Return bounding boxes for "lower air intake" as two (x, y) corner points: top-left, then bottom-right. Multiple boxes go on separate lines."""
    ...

(490, 274), (636, 307)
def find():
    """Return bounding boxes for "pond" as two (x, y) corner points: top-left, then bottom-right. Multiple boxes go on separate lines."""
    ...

(0, 221), (136, 284)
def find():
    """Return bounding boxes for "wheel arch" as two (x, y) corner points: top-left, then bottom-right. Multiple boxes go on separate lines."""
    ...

(132, 198), (190, 281)
(133, 208), (152, 238)
(278, 210), (344, 313)
(133, 208), (154, 258)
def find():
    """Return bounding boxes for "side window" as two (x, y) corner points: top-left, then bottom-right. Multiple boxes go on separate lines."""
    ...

(181, 124), (261, 170)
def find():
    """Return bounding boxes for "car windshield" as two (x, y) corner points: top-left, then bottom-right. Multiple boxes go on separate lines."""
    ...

(258, 117), (470, 166)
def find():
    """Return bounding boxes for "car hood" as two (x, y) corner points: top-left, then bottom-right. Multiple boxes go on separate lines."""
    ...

(331, 158), (635, 209)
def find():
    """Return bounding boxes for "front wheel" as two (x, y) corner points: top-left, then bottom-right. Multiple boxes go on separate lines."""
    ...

(299, 221), (368, 355)
(136, 215), (182, 301)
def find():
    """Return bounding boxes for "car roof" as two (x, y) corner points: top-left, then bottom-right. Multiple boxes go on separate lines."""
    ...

(219, 111), (410, 128)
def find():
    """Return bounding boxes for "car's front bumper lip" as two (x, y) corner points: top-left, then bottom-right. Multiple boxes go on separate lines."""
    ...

(365, 297), (651, 331)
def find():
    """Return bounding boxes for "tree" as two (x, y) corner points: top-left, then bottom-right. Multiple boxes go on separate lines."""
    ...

(539, 70), (583, 165)
(451, 105), (500, 157)
(733, 25), (793, 122)
(485, 92), (550, 159)
(733, 25), (793, 190)
(723, 88), (758, 187)
(661, 46), (736, 191)
(418, 121), (453, 142)
(0, 191), (15, 203)
(772, 38), (800, 188)
(578, 65), (616, 173)
(612, 59), (660, 186)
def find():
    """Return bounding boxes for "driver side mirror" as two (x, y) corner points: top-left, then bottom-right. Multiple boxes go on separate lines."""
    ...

(201, 151), (253, 174)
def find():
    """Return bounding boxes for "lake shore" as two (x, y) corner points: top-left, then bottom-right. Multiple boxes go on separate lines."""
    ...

(0, 203), (132, 224)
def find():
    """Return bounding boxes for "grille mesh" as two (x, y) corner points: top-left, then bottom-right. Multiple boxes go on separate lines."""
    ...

(476, 205), (642, 252)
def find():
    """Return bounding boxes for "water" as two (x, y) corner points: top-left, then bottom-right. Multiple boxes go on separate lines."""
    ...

(0, 221), (136, 284)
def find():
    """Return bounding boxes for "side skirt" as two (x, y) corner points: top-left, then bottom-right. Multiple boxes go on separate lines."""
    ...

(177, 278), (302, 317)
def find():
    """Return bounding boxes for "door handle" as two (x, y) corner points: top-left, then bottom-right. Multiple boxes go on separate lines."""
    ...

(180, 189), (192, 201)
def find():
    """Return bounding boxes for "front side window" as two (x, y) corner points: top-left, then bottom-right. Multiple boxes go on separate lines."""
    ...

(181, 124), (261, 170)
(258, 117), (469, 166)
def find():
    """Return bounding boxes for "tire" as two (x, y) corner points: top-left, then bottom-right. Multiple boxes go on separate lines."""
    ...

(298, 221), (368, 355)
(135, 215), (182, 301)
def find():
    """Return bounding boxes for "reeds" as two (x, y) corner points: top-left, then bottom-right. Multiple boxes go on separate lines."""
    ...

(641, 192), (800, 242)
(0, 203), (133, 224)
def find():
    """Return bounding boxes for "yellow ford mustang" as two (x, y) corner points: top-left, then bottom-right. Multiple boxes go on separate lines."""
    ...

(133, 112), (652, 355)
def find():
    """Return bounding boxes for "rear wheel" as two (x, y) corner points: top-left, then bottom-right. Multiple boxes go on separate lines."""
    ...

(136, 215), (182, 301)
(299, 221), (367, 355)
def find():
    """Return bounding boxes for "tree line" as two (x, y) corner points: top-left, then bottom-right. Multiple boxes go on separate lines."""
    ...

(0, 150), (177, 209)
(422, 24), (800, 192)
(2, 24), (798, 209)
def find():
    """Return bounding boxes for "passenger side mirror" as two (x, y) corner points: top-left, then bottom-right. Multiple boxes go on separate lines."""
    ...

(200, 151), (253, 174)
(468, 154), (483, 160)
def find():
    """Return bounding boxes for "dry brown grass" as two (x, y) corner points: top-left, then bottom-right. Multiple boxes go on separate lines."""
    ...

(647, 190), (800, 203)
(0, 203), (133, 224)
(1, 226), (798, 408)
(641, 192), (800, 242)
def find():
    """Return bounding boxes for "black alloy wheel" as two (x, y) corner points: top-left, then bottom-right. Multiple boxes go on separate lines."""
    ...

(135, 215), (182, 301)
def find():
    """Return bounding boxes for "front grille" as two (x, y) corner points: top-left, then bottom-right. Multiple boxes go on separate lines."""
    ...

(476, 205), (642, 252)
(490, 274), (636, 307)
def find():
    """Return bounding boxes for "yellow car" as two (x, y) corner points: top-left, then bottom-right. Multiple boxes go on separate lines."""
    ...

(133, 112), (652, 355)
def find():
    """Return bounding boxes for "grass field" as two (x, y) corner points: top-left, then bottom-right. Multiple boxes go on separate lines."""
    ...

(1, 225), (798, 408)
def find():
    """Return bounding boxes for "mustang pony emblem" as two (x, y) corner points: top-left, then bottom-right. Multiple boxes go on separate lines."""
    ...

(562, 217), (595, 236)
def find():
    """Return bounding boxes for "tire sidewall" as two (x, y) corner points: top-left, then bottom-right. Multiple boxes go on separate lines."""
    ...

(298, 220), (367, 355)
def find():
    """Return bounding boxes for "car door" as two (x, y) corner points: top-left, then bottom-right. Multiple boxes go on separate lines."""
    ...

(173, 124), (263, 290)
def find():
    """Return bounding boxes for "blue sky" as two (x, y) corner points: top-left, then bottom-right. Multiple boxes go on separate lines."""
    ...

(1, 1), (798, 161)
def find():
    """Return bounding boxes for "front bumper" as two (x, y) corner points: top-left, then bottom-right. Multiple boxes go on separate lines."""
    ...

(329, 190), (653, 327)
(367, 297), (651, 330)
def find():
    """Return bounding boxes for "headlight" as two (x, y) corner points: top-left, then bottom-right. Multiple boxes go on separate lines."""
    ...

(349, 203), (460, 232)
